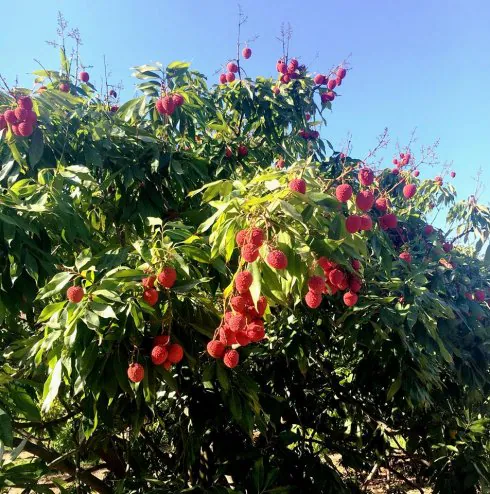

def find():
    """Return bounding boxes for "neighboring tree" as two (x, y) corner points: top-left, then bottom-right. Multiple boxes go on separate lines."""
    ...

(0, 20), (489, 494)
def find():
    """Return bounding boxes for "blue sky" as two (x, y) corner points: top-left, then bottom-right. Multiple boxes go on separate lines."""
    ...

(1, 0), (489, 206)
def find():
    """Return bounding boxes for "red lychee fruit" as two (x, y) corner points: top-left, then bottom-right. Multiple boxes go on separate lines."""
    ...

(337, 67), (347, 79)
(272, 86), (280, 95)
(336, 76), (342, 86)
(424, 225), (434, 235)
(320, 93), (330, 104)
(219, 73), (227, 84)
(67, 285), (84, 303)
(14, 107), (28, 121)
(162, 361), (172, 371)
(226, 72), (236, 83)
(324, 281), (338, 295)
(349, 275), (362, 292)
(399, 252), (412, 263)
(336, 184), (353, 203)
(379, 213), (398, 230)
(207, 340), (226, 358)
(241, 244), (259, 262)
(358, 167), (374, 186)
(143, 288), (159, 306)
(158, 267), (177, 288)
(276, 158), (285, 169)
(343, 291), (358, 307)
(25, 110), (37, 125)
(237, 144), (248, 157)
(329, 269), (346, 288)
(220, 325), (237, 346)
(153, 335), (170, 346)
(267, 250), (288, 270)
(305, 290), (322, 308)
(223, 348), (239, 368)
(59, 83), (70, 93)
(277, 60), (287, 73)
(4, 110), (17, 124)
(242, 47), (252, 59)
(280, 74), (291, 84)
(317, 257), (336, 273)
(345, 215), (362, 234)
(443, 242), (453, 253)
(308, 275), (326, 293)
(18, 96), (33, 110)
(413, 170), (420, 177)
(289, 58), (299, 70)
(450, 171), (456, 178)
(127, 363), (144, 383)
(236, 229), (247, 247)
(239, 227), (265, 247)
(247, 326), (265, 342)
(231, 295), (248, 313)
(11, 124), (20, 135)
(375, 197), (389, 212)
(465, 292), (474, 301)
(235, 271), (253, 293)
(355, 190), (375, 211)
(172, 93), (184, 107)
(392, 159), (398, 165)
(327, 78), (337, 90)
(0, 115), (6, 130)
(142, 275), (156, 289)
(167, 343), (184, 363)
(110, 105), (119, 112)
(392, 168), (400, 175)
(326, 91), (336, 101)
(235, 331), (251, 346)
(225, 147), (233, 158)
(360, 214), (373, 231)
(314, 74), (325, 85)
(403, 184), (417, 199)
(109, 89), (117, 97)
(151, 345), (168, 365)
(474, 290), (485, 302)
(18, 122), (33, 137)
(79, 71), (90, 83)
(227, 62), (238, 73)
(159, 95), (175, 115)
(256, 296), (268, 317)
(434, 176), (443, 185)
(289, 178), (306, 194)
(351, 259), (361, 271)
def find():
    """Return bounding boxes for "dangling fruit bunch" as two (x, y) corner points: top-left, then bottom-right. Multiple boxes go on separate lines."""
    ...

(155, 92), (185, 116)
(276, 57), (306, 85)
(141, 266), (177, 306)
(1, 96), (38, 137)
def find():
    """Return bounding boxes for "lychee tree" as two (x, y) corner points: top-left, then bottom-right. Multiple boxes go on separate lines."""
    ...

(0, 33), (490, 494)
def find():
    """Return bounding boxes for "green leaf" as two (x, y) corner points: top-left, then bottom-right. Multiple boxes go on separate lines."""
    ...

(216, 363), (230, 392)
(38, 301), (67, 322)
(28, 128), (44, 166)
(36, 272), (74, 300)
(0, 408), (13, 447)
(387, 374), (402, 400)
(42, 359), (63, 413)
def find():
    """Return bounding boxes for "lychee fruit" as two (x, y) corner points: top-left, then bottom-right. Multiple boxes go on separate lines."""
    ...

(241, 244), (259, 262)
(219, 73), (227, 84)
(272, 86), (280, 95)
(67, 285), (84, 303)
(25, 110), (37, 125)
(434, 176), (443, 185)
(127, 363), (144, 383)
(226, 72), (236, 83)
(0, 115), (5, 130)
(154, 335), (170, 346)
(360, 214), (373, 231)
(289, 58), (299, 70)
(220, 326), (237, 346)
(351, 259), (361, 271)
(474, 290), (485, 302)
(237, 144), (248, 157)
(329, 269), (346, 288)
(336, 67), (347, 79)
(345, 215), (362, 234)
(443, 242), (453, 253)
(336, 184), (353, 203)
(413, 170), (420, 177)
(18, 122), (33, 137)
(236, 229), (247, 247)
(172, 93), (184, 107)
(327, 78), (337, 90)
(392, 168), (400, 175)
(143, 288), (159, 306)
(358, 167), (374, 186)
(235, 271), (253, 293)
(110, 105), (119, 112)
(167, 343), (184, 363)
(223, 348), (239, 368)
(450, 171), (456, 178)
(379, 213), (398, 230)
(424, 225), (434, 235)
(289, 178), (306, 194)
(399, 252), (412, 263)
(305, 290), (322, 308)
(343, 291), (358, 306)
(375, 197), (389, 212)
(162, 361), (172, 371)
(14, 107), (28, 121)
(79, 71), (90, 83)
(238, 227), (265, 247)
(317, 257), (336, 272)
(4, 110), (17, 124)
(235, 331), (251, 346)
(225, 147), (233, 158)
(355, 190), (375, 211)
(227, 62), (238, 73)
(314, 74), (325, 85)
(231, 295), (248, 313)
(242, 47), (252, 59)
(59, 83), (70, 93)
(142, 275), (156, 289)
(349, 275), (362, 292)
(308, 275), (326, 293)
(403, 184), (417, 199)
(280, 74), (291, 84)
(267, 250), (288, 270)
(158, 267), (177, 288)
(157, 95), (175, 115)
(276, 159), (285, 169)
(207, 340), (226, 358)
(151, 345), (168, 365)
(18, 96), (33, 110)
(256, 296), (268, 317)
(11, 124), (20, 135)
(109, 89), (117, 97)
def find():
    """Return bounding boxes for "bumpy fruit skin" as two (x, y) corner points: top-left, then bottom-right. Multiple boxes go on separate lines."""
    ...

(276, 60), (287, 74)
(151, 345), (168, 365)
(67, 286), (84, 303)
(237, 227), (265, 247)
(345, 215), (361, 234)
(231, 295), (248, 313)
(379, 213), (398, 230)
(59, 83), (70, 93)
(235, 271), (253, 293)
(79, 71), (90, 82)
(343, 291), (358, 307)
(241, 244), (259, 262)
(167, 343), (184, 363)
(142, 275), (156, 289)
(267, 250), (288, 270)
(0, 115), (6, 130)
(25, 110), (37, 125)
(317, 256), (335, 272)
(289, 178), (306, 194)
(226, 72), (236, 83)
(336, 184), (353, 203)
(235, 331), (251, 346)
(236, 229), (247, 247)
(329, 269), (346, 288)
(219, 73), (227, 84)
(256, 296), (268, 316)
(207, 340), (226, 358)
(360, 214), (373, 231)
(351, 259), (361, 271)
(172, 93), (184, 107)
(403, 184), (417, 199)
(443, 242), (453, 253)
(305, 290), (322, 308)
(242, 47), (252, 59)
(127, 363), (144, 383)
(227, 62), (238, 73)
(247, 326), (265, 342)
(313, 73), (325, 85)
(358, 167), (374, 186)
(14, 107), (28, 121)
(219, 325), (236, 345)
(356, 190), (375, 211)
(375, 197), (389, 212)
(424, 225), (434, 235)
(11, 124), (20, 135)
(399, 252), (412, 263)
(143, 288), (159, 306)
(349, 275), (362, 292)
(237, 145), (248, 157)
(229, 314), (247, 333)
(18, 122), (33, 137)
(158, 267), (177, 288)
(159, 95), (175, 115)
(280, 74), (290, 84)
(18, 96), (33, 110)
(308, 275), (326, 293)
(223, 349), (239, 368)
(4, 110), (17, 124)
(474, 290), (485, 302)
(337, 67), (347, 79)
(153, 335), (170, 346)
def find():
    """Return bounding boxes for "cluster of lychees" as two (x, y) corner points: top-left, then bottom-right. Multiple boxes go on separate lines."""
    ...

(225, 144), (248, 159)
(0, 96), (37, 137)
(219, 47), (252, 85)
(141, 267), (177, 306)
(298, 129), (320, 140)
(315, 66), (347, 104)
(155, 93), (185, 116)
(275, 57), (306, 85)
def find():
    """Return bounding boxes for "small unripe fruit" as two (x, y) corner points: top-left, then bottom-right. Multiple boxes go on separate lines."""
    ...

(127, 363), (144, 383)
(207, 340), (226, 358)
(223, 348), (239, 368)
(314, 73), (325, 85)
(308, 275), (326, 293)
(343, 291), (358, 307)
(143, 288), (159, 306)
(226, 72), (236, 83)
(360, 214), (373, 231)
(67, 286), (84, 303)
(336, 184), (353, 203)
(358, 167), (374, 186)
(241, 243), (259, 262)
(242, 47), (252, 59)
(403, 184), (417, 199)
(79, 71), (89, 83)
(235, 271), (253, 293)
(355, 190), (375, 211)
(59, 83), (70, 93)
(345, 215), (362, 234)
(399, 252), (412, 263)
(219, 73), (227, 84)
(167, 343), (184, 363)
(151, 345), (168, 365)
(158, 267), (177, 288)
(267, 250), (288, 270)
(18, 96), (33, 110)
(289, 178), (306, 194)
(227, 62), (238, 73)
(305, 290), (322, 308)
